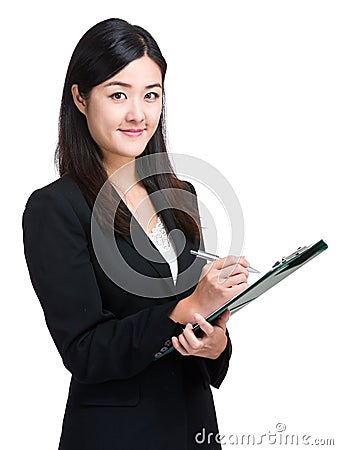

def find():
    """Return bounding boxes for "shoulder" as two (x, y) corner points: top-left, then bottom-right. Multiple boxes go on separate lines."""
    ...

(180, 180), (198, 208)
(23, 174), (91, 226)
(181, 179), (197, 195)
(25, 173), (84, 204)
(24, 173), (89, 208)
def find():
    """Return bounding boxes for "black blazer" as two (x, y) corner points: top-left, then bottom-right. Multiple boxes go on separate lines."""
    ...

(22, 174), (232, 450)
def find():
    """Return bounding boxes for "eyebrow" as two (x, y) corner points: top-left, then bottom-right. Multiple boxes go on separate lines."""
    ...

(104, 81), (162, 89)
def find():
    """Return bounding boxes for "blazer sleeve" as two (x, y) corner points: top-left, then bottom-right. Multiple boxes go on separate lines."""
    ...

(186, 181), (233, 389)
(203, 331), (232, 389)
(22, 187), (184, 384)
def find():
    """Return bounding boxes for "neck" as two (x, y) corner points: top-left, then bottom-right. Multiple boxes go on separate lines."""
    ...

(105, 157), (140, 193)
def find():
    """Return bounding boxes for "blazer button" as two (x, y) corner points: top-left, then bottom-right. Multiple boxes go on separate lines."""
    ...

(154, 352), (163, 359)
(164, 339), (172, 347)
(160, 346), (168, 352)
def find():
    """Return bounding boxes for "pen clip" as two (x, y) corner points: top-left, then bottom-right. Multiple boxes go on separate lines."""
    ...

(272, 246), (308, 268)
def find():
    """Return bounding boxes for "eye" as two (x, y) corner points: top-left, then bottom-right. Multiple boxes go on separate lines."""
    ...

(110, 92), (127, 101)
(145, 92), (160, 101)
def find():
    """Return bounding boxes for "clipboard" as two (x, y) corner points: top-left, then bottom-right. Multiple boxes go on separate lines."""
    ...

(154, 239), (328, 361)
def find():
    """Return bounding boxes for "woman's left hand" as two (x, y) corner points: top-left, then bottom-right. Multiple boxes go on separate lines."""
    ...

(171, 309), (231, 359)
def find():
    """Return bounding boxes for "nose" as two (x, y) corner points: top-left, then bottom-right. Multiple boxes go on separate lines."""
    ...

(125, 98), (145, 123)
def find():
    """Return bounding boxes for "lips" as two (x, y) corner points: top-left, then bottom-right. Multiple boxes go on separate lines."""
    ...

(119, 129), (145, 137)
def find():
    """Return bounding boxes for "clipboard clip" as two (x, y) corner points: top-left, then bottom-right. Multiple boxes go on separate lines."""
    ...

(272, 246), (308, 268)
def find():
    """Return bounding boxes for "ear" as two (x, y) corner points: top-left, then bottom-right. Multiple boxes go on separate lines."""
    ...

(71, 84), (87, 115)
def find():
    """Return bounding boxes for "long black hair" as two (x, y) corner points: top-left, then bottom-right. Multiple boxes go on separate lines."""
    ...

(55, 18), (199, 243)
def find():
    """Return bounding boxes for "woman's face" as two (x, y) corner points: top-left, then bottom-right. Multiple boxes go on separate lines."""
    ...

(72, 56), (163, 170)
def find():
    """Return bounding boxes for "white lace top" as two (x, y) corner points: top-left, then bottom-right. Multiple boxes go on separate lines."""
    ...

(147, 216), (178, 285)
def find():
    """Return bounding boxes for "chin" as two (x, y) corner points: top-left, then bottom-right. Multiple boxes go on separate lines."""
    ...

(125, 145), (148, 157)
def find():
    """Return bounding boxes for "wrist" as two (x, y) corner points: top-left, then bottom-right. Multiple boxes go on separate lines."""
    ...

(168, 294), (198, 325)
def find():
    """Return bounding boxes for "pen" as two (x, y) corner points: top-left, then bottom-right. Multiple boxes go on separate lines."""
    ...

(190, 249), (260, 274)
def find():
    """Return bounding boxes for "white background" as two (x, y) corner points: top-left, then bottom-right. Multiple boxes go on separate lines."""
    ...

(1, 0), (337, 448)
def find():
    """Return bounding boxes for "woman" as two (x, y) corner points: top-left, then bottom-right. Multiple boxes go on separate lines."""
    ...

(22, 18), (250, 449)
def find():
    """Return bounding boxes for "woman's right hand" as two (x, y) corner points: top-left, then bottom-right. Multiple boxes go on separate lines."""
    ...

(190, 255), (250, 317)
(169, 256), (250, 324)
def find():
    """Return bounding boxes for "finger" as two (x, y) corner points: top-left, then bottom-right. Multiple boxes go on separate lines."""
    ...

(181, 323), (203, 350)
(193, 313), (214, 337)
(219, 264), (249, 280)
(219, 272), (248, 287)
(178, 327), (195, 352)
(171, 336), (189, 356)
(227, 282), (248, 296)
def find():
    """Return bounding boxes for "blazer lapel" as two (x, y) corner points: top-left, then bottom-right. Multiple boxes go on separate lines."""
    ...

(119, 191), (204, 297)
(121, 213), (175, 288)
